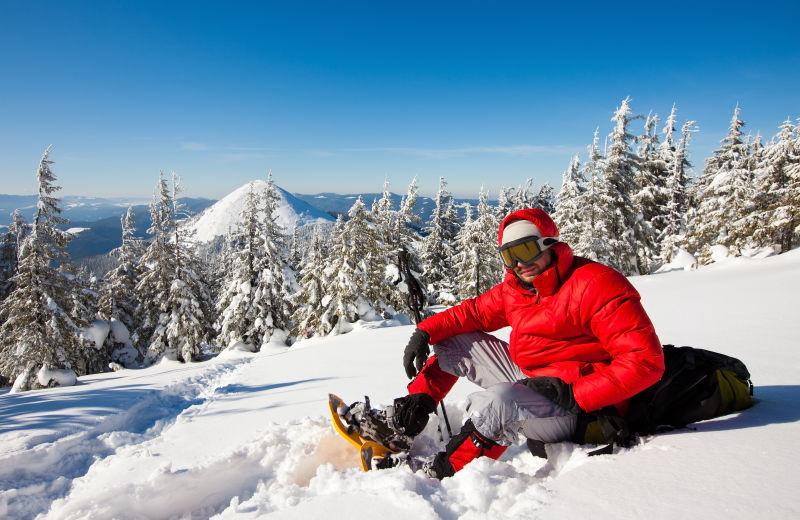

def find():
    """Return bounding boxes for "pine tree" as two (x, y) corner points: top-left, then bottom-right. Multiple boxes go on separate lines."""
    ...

(496, 186), (515, 220)
(593, 98), (642, 274)
(659, 120), (697, 264)
(554, 155), (586, 250)
(0, 147), (93, 390)
(535, 183), (556, 213)
(98, 206), (142, 363)
(320, 205), (371, 334)
(753, 119), (800, 252)
(454, 188), (503, 299)
(0, 210), (27, 302)
(512, 178), (536, 211)
(145, 174), (214, 362)
(292, 225), (329, 338)
(688, 104), (753, 261)
(632, 112), (665, 271)
(576, 128), (604, 258)
(232, 172), (296, 347)
(135, 172), (176, 357)
(420, 177), (458, 304)
(392, 177), (421, 251)
(215, 184), (263, 350)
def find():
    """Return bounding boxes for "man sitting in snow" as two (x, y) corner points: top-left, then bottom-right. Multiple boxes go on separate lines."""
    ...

(363, 208), (665, 478)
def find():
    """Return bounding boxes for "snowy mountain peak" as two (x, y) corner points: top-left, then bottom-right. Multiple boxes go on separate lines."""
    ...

(187, 180), (334, 242)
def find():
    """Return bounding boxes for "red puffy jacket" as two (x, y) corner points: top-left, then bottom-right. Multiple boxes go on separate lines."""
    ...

(410, 208), (665, 413)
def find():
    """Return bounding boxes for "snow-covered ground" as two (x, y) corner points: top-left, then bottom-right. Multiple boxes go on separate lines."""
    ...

(1, 251), (799, 519)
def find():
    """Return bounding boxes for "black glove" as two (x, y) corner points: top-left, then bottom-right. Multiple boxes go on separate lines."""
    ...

(403, 328), (430, 379)
(392, 393), (437, 437)
(520, 376), (582, 414)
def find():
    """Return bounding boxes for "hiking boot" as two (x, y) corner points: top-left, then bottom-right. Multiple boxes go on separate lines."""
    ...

(344, 393), (437, 451)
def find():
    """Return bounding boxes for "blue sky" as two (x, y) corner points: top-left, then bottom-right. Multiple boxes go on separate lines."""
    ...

(1, 1), (798, 199)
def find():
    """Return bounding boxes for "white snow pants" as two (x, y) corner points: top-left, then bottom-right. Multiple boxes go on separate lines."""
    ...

(434, 332), (577, 446)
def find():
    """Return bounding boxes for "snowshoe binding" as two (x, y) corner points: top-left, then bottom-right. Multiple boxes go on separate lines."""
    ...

(340, 395), (413, 452)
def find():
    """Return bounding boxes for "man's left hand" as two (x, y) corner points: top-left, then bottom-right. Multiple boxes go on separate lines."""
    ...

(520, 376), (582, 414)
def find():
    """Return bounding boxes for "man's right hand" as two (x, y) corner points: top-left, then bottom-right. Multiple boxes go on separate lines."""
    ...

(403, 328), (431, 379)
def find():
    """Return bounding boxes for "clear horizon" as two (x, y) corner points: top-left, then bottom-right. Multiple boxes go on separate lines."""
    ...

(2, 1), (798, 200)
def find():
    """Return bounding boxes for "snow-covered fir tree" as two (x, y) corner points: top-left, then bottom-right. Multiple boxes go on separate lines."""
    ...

(216, 180), (292, 350)
(496, 186), (515, 219)
(420, 177), (459, 304)
(454, 188), (503, 299)
(574, 128), (604, 258)
(145, 174), (214, 362)
(593, 98), (643, 274)
(319, 203), (376, 334)
(291, 225), (329, 338)
(659, 120), (697, 264)
(553, 155), (586, 249)
(0, 147), (94, 391)
(688, 104), (754, 262)
(368, 177), (399, 313)
(752, 119), (799, 252)
(215, 185), (262, 349)
(98, 206), (142, 363)
(0, 210), (27, 302)
(512, 178), (536, 211)
(135, 173), (176, 357)
(391, 177), (421, 252)
(288, 225), (302, 272)
(249, 172), (295, 346)
(632, 112), (665, 271)
(535, 183), (556, 213)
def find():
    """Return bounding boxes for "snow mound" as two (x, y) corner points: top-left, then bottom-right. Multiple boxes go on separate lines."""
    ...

(655, 248), (697, 273)
(36, 366), (77, 388)
(187, 180), (334, 242)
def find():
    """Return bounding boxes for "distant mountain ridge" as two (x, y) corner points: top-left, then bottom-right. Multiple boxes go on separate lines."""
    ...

(1, 187), (496, 260)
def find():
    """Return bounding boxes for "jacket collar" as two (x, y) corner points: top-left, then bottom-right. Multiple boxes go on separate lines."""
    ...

(504, 242), (574, 297)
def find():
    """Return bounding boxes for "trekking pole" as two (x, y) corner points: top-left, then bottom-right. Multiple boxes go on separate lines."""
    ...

(399, 247), (453, 443)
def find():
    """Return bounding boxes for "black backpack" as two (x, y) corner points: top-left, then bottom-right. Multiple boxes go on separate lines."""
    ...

(573, 345), (754, 452)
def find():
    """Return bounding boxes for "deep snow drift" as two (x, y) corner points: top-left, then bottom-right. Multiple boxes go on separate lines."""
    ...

(1, 250), (799, 519)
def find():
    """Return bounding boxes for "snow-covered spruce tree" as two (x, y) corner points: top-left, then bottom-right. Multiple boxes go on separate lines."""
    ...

(454, 188), (502, 300)
(291, 225), (329, 338)
(385, 177), (425, 318)
(512, 178), (537, 211)
(752, 119), (800, 252)
(392, 177), (422, 251)
(249, 172), (294, 346)
(368, 177), (400, 314)
(420, 177), (459, 305)
(658, 120), (697, 264)
(553, 155), (586, 249)
(688, 105), (753, 262)
(97, 206), (142, 363)
(148, 174), (214, 362)
(496, 185), (515, 220)
(0, 210), (27, 302)
(0, 147), (94, 390)
(593, 98), (643, 274)
(135, 173), (176, 357)
(574, 128), (604, 258)
(288, 225), (302, 272)
(632, 112), (666, 271)
(535, 183), (556, 214)
(319, 202), (377, 335)
(215, 185), (262, 350)
(652, 105), (681, 254)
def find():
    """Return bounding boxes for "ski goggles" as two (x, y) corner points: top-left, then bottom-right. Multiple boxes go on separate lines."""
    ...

(498, 236), (558, 268)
